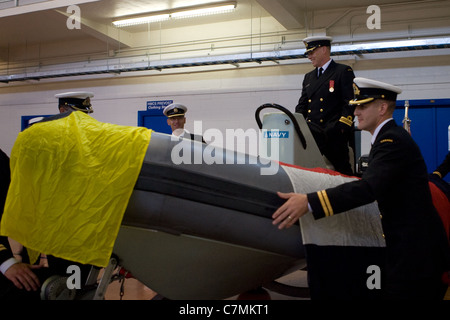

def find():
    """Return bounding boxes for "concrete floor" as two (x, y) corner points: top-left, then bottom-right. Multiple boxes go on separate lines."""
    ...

(105, 269), (310, 300)
(104, 269), (450, 300)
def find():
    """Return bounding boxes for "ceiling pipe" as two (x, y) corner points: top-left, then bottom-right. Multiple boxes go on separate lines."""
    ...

(1, 37), (449, 83)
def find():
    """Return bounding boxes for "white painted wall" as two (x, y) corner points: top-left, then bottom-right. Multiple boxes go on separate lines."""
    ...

(1, 53), (450, 161)
(0, 62), (303, 155)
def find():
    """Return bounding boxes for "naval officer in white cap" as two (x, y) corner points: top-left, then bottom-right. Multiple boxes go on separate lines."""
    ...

(55, 92), (94, 114)
(163, 103), (204, 143)
(295, 36), (356, 175)
(275, 77), (450, 300)
(24, 92), (95, 128)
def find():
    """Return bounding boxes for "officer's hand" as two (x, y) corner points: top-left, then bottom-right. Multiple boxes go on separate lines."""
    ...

(4, 262), (42, 291)
(272, 192), (309, 229)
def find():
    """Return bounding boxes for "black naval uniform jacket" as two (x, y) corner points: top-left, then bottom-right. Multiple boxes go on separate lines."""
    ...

(295, 60), (355, 174)
(308, 120), (450, 299)
(296, 60), (355, 129)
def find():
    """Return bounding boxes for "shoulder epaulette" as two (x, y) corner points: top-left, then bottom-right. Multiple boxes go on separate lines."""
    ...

(339, 115), (353, 127)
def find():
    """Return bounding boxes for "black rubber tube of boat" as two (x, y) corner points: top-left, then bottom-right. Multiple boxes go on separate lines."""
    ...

(134, 162), (291, 221)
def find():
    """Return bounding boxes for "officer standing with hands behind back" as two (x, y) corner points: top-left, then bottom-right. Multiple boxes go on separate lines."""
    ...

(296, 36), (356, 175)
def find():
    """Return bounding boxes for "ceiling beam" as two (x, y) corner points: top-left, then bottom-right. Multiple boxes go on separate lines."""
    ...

(256, 0), (304, 29)
(0, 0), (100, 18)
(54, 9), (134, 49)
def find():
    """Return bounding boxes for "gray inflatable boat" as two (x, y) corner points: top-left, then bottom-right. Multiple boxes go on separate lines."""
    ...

(111, 106), (385, 300)
(112, 132), (306, 300)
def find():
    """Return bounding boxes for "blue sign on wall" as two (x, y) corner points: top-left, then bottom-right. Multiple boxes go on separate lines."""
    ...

(146, 100), (173, 115)
(138, 100), (174, 134)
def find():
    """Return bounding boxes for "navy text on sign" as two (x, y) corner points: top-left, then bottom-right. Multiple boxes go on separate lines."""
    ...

(264, 131), (290, 138)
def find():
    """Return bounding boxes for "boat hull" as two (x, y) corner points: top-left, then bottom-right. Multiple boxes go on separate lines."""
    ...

(113, 132), (305, 299)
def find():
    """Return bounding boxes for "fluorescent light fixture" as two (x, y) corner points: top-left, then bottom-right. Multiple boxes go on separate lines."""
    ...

(113, 1), (236, 27)
(171, 4), (236, 19)
(329, 37), (450, 56)
(113, 14), (170, 27)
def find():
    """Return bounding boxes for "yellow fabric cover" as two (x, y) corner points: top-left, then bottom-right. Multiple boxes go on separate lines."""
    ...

(0, 112), (152, 267)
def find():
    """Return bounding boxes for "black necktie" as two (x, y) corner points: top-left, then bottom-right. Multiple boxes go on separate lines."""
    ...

(318, 67), (323, 78)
